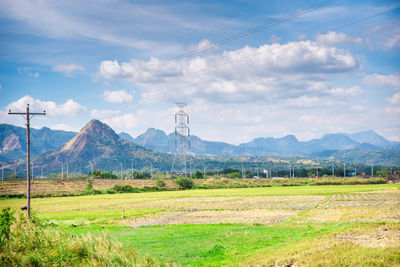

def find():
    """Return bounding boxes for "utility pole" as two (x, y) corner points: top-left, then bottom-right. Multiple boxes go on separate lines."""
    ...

(150, 164), (153, 180)
(203, 162), (206, 179)
(332, 162), (334, 178)
(120, 162), (122, 180)
(66, 162), (69, 180)
(316, 167), (318, 178)
(354, 164), (357, 177)
(289, 163), (291, 178)
(8, 104), (46, 219)
(241, 162), (244, 179)
(131, 159), (133, 178)
(89, 162), (93, 179)
(61, 162), (64, 180)
(343, 163), (346, 177)
(1, 163), (3, 182)
(371, 164), (374, 177)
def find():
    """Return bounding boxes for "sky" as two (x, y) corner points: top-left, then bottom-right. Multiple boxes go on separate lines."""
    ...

(0, 0), (399, 144)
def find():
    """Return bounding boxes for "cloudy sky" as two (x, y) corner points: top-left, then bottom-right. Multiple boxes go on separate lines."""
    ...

(0, 0), (399, 144)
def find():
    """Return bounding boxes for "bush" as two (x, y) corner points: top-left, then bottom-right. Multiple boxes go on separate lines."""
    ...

(0, 207), (15, 246)
(156, 179), (166, 188)
(174, 177), (194, 189)
(191, 171), (203, 179)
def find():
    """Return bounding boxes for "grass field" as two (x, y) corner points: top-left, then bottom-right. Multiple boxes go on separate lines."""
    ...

(1, 183), (399, 266)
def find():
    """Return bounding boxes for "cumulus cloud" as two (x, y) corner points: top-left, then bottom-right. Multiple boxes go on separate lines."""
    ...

(52, 63), (84, 77)
(102, 90), (133, 103)
(91, 108), (137, 130)
(389, 92), (400, 104)
(51, 123), (78, 132)
(18, 67), (39, 78)
(327, 86), (363, 97)
(385, 26), (400, 49)
(269, 34), (281, 43)
(363, 73), (400, 89)
(7, 95), (86, 117)
(98, 40), (359, 104)
(315, 31), (362, 46)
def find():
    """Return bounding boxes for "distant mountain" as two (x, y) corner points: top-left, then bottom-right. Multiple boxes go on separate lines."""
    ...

(118, 132), (135, 143)
(0, 124), (76, 161)
(126, 128), (399, 165)
(9, 120), (174, 176)
(342, 130), (391, 147)
(310, 149), (400, 166)
(132, 128), (241, 155)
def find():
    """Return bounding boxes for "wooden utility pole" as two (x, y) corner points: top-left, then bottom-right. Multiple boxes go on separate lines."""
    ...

(8, 104), (46, 218)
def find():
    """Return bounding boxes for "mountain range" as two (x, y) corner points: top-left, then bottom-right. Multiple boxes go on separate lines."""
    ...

(1, 122), (399, 174)
(123, 128), (400, 156)
(7, 120), (174, 176)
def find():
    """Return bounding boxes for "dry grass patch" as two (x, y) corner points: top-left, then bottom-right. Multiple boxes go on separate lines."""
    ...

(296, 207), (400, 223)
(244, 223), (400, 266)
(130, 209), (297, 227)
(133, 195), (325, 211)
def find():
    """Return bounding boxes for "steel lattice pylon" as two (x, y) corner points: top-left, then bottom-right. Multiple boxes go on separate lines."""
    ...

(171, 103), (190, 176)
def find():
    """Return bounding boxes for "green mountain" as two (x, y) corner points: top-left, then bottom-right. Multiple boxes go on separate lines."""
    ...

(11, 120), (174, 176)
(0, 124), (76, 162)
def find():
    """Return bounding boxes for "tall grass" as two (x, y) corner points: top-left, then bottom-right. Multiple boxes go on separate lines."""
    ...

(0, 210), (157, 266)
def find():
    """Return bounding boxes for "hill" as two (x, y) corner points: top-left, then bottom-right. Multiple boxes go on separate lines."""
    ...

(0, 124), (76, 161)
(10, 120), (173, 176)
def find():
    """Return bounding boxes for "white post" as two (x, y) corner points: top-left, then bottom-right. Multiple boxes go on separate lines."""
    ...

(120, 162), (122, 180)
(343, 163), (346, 177)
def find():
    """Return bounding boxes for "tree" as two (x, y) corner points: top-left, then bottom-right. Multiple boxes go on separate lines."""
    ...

(191, 171), (203, 179)
(174, 177), (194, 189)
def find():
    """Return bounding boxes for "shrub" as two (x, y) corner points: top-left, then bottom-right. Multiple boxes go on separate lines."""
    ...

(174, 177), (194, 189)
(156, 179), (166, 188)
(191, 171), (203, 179)
(0, 207), (15, 246)
(84, 181), (94, 194)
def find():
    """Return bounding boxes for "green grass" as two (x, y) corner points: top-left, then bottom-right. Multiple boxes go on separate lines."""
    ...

(62, 222), (353, 266)
(0, 184), (397, 212)
(1, 184), (399, 266)
(37, 208), (163, 226)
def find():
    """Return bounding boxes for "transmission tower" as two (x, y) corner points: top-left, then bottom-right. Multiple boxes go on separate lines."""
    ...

(171, 103), (190, 176)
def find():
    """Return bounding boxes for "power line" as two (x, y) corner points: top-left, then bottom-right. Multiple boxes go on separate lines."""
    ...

(39, 0), (339, 100)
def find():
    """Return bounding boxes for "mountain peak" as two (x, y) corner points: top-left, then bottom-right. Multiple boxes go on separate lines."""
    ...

(61, 119), (119, 153)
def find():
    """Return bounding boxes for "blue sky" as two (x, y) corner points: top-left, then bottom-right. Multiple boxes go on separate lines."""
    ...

(0, 0), (399, 144)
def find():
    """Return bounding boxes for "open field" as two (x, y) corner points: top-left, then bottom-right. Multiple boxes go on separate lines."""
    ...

(1, 184), (399, 266)
(0, 177), (387, 197)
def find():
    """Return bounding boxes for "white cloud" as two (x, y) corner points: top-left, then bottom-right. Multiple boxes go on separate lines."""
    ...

(51, 123), (78, 132)
(327, 86), (363, 97)
(389, 92), (400, 104)
(18, 67), (39, 78)
(315, 31), (362, 46)
(188, 39), (216, 53)
(385, 26), (400, 49)
(269, 34), (281, 43)
(7, 95), (86, 117)
(102, 90), (133, 103)
(98, 40), (359, 104)
(363, 73), (400, 89)
(90, 108), (137, 130)
(52, 63), (84, 77)
(385, 106), (400, 114)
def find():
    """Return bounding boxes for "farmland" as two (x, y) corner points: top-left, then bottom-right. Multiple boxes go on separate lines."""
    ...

(1, 183), (399, 266)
